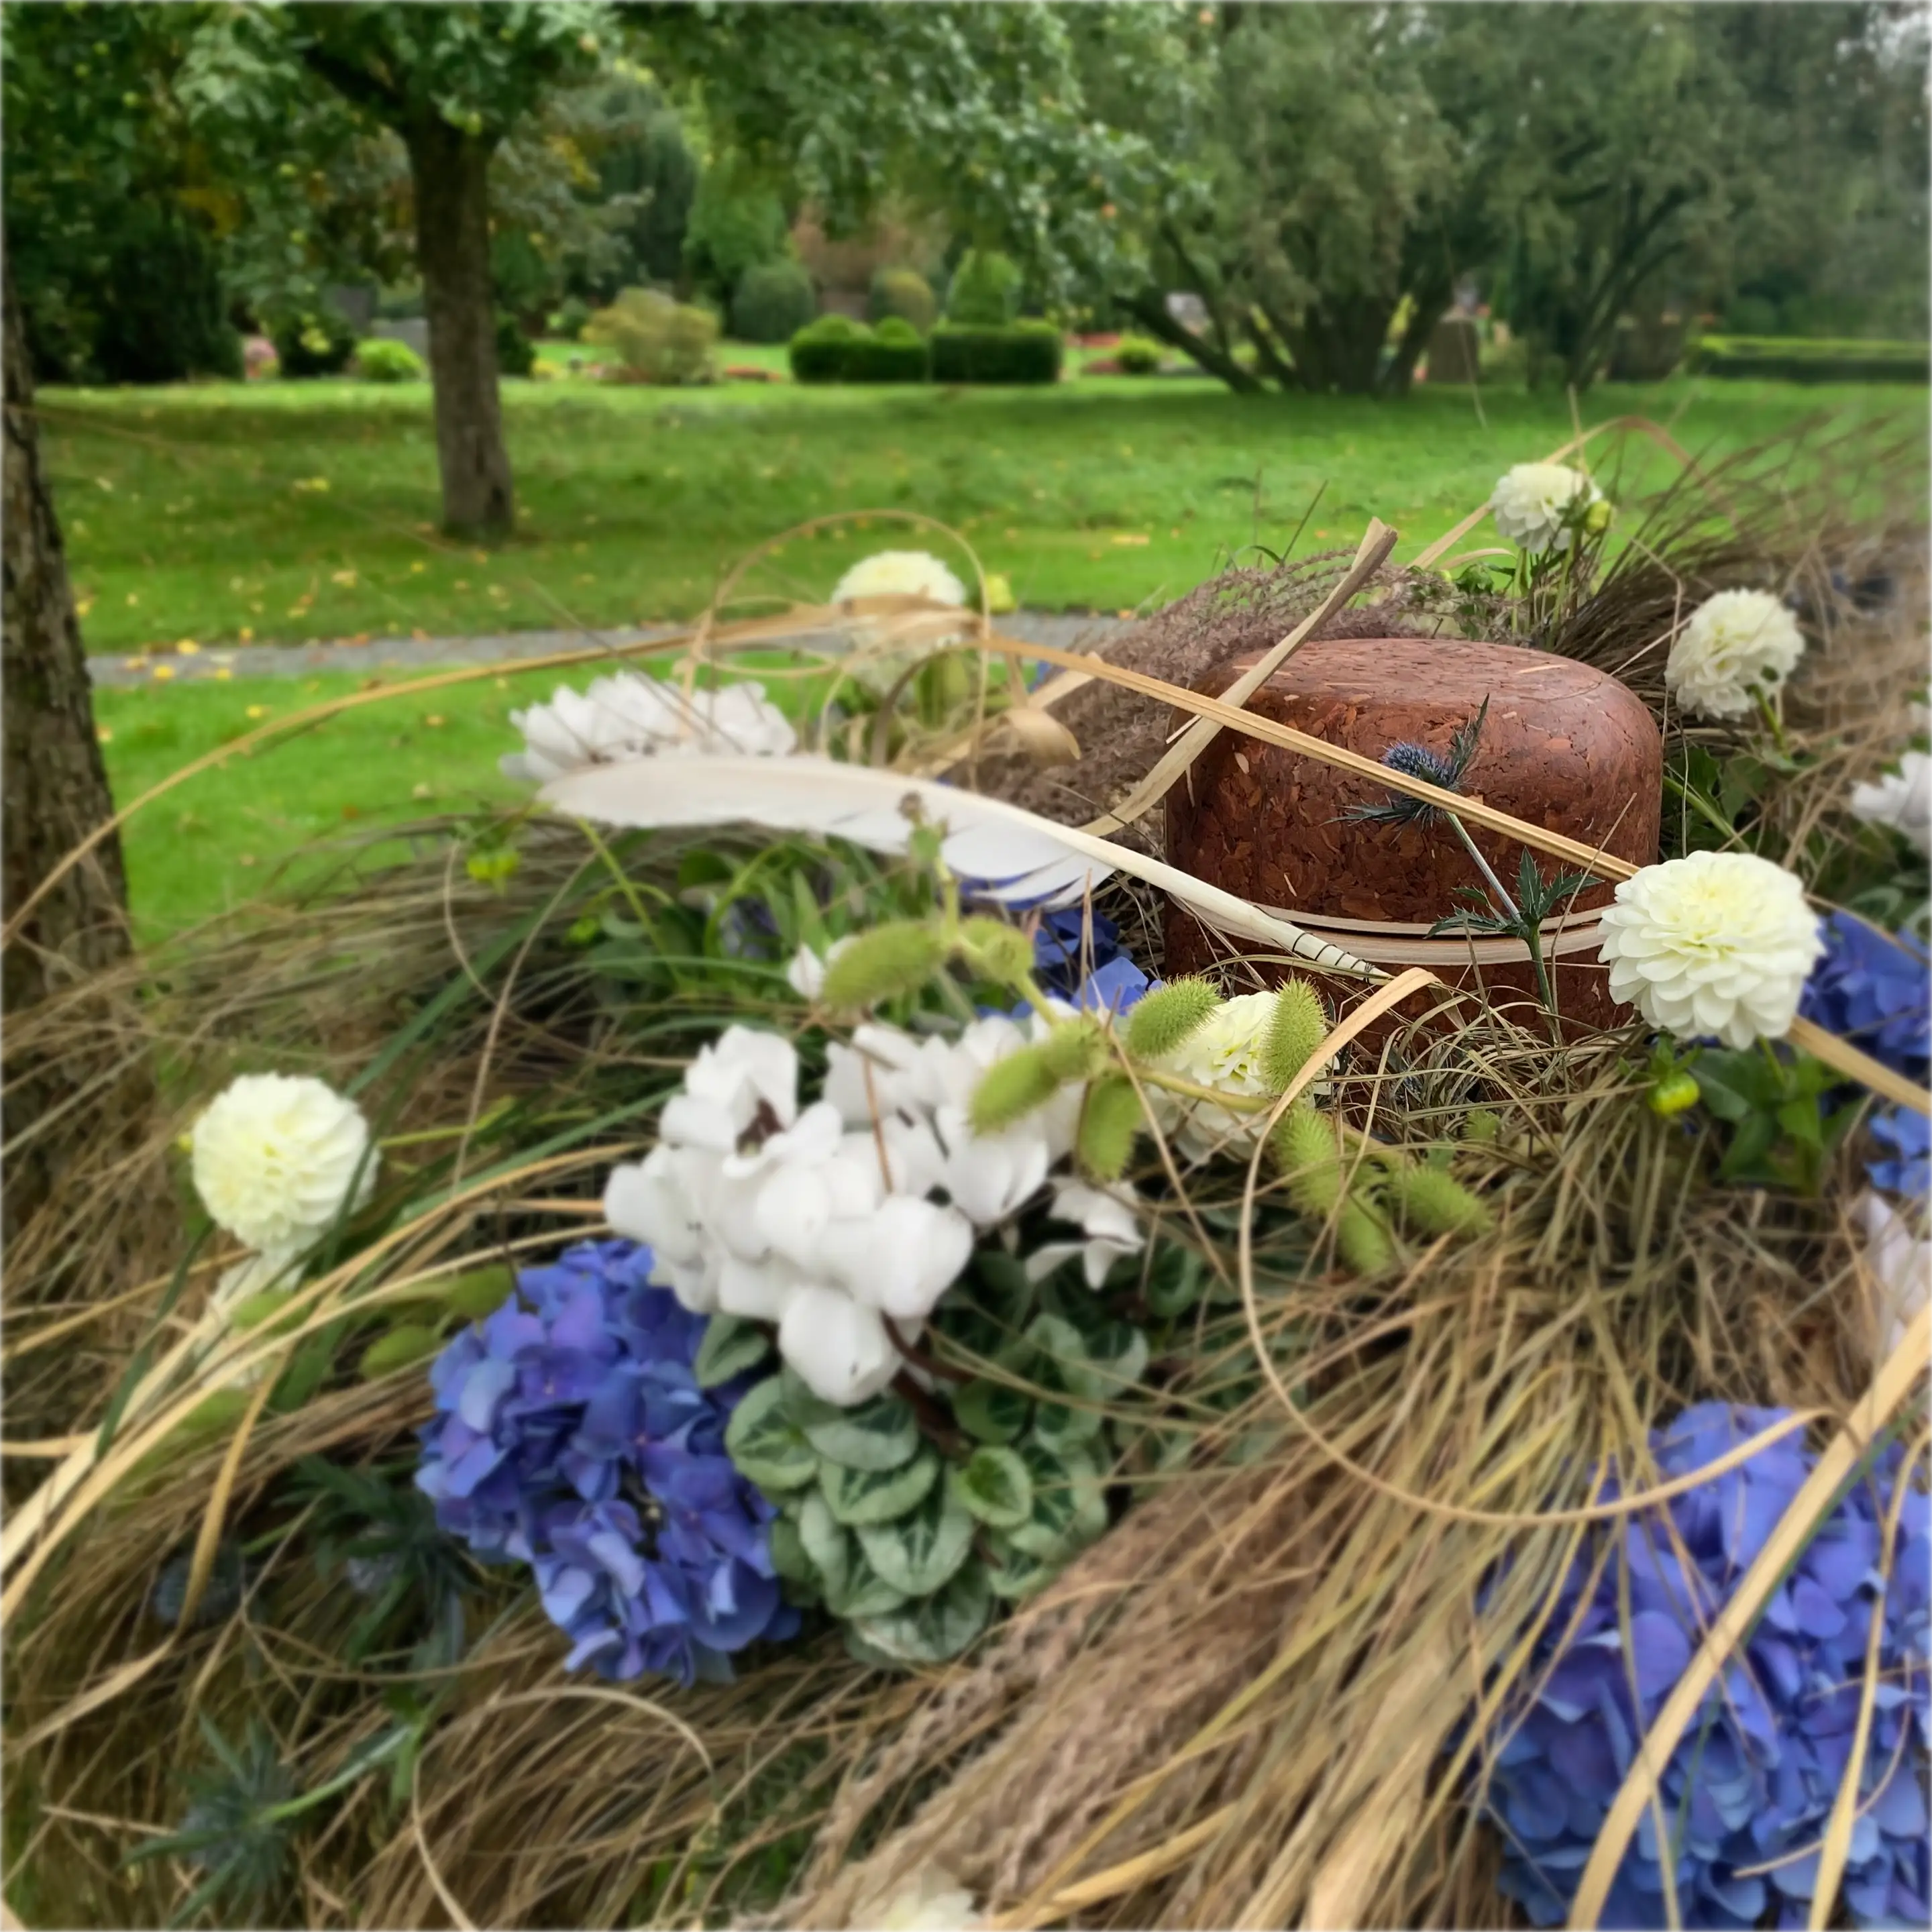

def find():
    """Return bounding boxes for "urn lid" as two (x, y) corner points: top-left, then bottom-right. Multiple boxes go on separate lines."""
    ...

(1169, 635), (1661, 931)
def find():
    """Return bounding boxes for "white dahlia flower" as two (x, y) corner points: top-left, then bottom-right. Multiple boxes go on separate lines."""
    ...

(830, 550), (970, 693)
(868, 1868), (981, 1932)
(1489, 463), (1603, 553)
(1596, 851), (1825, 1049)
(191, 1073), (376, 1256)
(1850, 749), (1932, 857)
(1146, 990), (1291, 1162)
(501, 673), (794, 782)
(1664, 588), (1807, 720)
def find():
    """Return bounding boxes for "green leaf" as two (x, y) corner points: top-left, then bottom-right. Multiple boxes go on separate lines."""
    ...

(724, 1376), (820, 1491)
(953, 1377), (1030, 1445)
(1084, 1320), (1150, 1392)
(1024, 1311), (1105, 1399)
(822, 1541), (909, 1620)
(799, 1393), (919, 1472)
(951, 1446), (1032, 1529)
(797, 1489), (854, 1605)
(693, 1314), (771, 1389)
(821, 1446), (941, 1527)
(1008, 1444), (1108, 1561)
(856, 1479), (975, 1595)
(1145, 1244), (1205, 1320)
(849, 1562), (991, 1664)
(983, 1532), (1059, 1602)
(767, 1514), (814, 1589)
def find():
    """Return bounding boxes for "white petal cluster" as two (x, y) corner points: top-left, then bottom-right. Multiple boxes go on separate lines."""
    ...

(867, 1868), (981, 1932)
(1664, 588), (1807, 720)
(501, 673), (795, 783)
(1024, 1181), (1146, 1289)
(1858, 1192), (1929, 1362)
(786, 936), (854, 1000)
(607, 1017), (1134, 1405)
(1850, 750), (1932, 857)
(191, 1073), (376, 1258)
(830, 550), (969, 693)
(1596, 851), (1825, 1049)
(1489, 463), (1603, 553)
(1145, 990), (1324, 1163)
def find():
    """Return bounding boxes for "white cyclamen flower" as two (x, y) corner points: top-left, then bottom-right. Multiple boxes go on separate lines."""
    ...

(1596, 851), (1825, 1049)
(1026, 1181), (1145, 1289)
(785, 936), (856, 1000)
(1146, 990), (1293, 1163)
(1489, 463), (1603, 553)
(779, 1282), (902, 1406)
(1858, 1191), (1930, 1362)
(1664, 588), (1807, 720)
(501, 672), (794, 782)
(868, 1868), (981, 1932)
(659, 1026), (801, 1152)
(191, 1073), (376, 1256)
(1850, 750), (1932, 857)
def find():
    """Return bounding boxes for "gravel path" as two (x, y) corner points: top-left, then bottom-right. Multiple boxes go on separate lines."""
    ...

(85, 610), (1128, 688)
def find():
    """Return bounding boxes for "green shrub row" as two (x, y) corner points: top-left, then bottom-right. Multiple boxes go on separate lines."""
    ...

(1688, 333), (1928, 384)
(788, 315), (1065, 386)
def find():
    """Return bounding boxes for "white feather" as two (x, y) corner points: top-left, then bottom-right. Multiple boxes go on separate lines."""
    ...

(540, 754), (1382, 980)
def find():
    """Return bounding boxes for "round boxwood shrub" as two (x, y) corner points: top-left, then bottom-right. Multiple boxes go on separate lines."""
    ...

(731, 260), (817, 345)
(869, 266), (937, 333)
(353, 338), (427, 383)
(496, 310), (537, 377)
(845, 315), (930, 383)
(1114, 334), (1163, 376)
(548, 295), (594, 341)
(789, 313), (863, 384)
(945, 249), (1022, 326)
(272, 307), (358, 379)
(931, 318), (1063, 385)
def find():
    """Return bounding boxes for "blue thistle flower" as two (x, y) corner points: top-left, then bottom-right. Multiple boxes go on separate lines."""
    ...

(415, 1239), (798, 1687)
(1348, 698), (1490, 828)
(1478, 1403), (1929, 1930)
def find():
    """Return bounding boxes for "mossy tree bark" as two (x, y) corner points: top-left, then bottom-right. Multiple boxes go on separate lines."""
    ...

(407, 115), (515, 539)
(2, 266), (150, 1250)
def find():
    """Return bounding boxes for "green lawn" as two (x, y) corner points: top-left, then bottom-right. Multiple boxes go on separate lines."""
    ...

(47, 368), (1920, 659)
(64, 364), (1924, 933)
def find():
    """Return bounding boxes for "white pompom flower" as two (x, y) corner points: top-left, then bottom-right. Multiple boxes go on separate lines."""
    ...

(1595, 851), (1825, 1049)
(1489, 463), (1604, 553)
(830, 550), (971, 692)
(1664, 588), (1807, 720)
(501, 673), (794, 782)
(1851, 749), (1932, 857)
(868, 1868), (981, 1932)
(1146, 990), (1303, 1163)
(191, 1073), (376, 1256)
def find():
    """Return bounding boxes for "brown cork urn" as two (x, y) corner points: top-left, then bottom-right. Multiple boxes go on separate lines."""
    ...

(1163, 635), (1662, 1032)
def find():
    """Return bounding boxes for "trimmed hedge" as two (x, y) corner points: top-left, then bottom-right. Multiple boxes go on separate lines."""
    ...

(496, 310), (537, 377)
(945, 248), (1021, 326)
(272, 307), (358, 379)
(731, 260), (816, 344)
(1115, 334), (1163, 375)
(869, 266), (938, 333)
(353, 338), (427, 383)
(788, 314), (929, 384)
(1687, 333), (1928, 384)
(930, 319), (1063, 385)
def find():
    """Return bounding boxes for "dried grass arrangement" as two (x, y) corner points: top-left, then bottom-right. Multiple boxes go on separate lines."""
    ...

(4, 415), (1928, 1932)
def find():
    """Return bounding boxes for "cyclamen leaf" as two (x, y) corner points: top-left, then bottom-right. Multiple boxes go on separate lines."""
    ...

(1024, 1311), (1106, 1400)
(850, 1562), (992, 1664)
(857, 1479), (975, 1595)
(766, 1515), (815, 1589)
(724, 1377), (820, 1491)
(694, 1314), (772, 1389)
(983, 1533), (1058, 1602)
(1085, 1321), (1150, 1392)
(823, 1548), (911, 1621)
(952, 1378), (1031, 1446)
(798, 1491), (852, 1600)
(799, 1393), (920, 1472)
(1032, 1393), (1105, 1454)
(821, 1447), (941, 1527)
(951, 1447), (1032, 1530)
(1008, 1444), (1108, 1561)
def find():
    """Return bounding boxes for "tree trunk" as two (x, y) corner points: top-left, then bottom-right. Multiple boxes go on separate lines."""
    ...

(2, 265), (147, 1250)
(1122, 290), (1263, 394)
(407, 115), (515, 538)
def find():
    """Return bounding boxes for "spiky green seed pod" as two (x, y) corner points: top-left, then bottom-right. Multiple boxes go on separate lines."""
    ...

(1389, 1163), (1492, 1237)
(359, 1324), (443, 1379)
(1124, 977), (1222, 1061)
(957, 916), (1036, 989)
(1261, 978), (1329, 1092)
(1273, 1102), (1343, 1217)
(1077, 1074), (1146, 1181)
(1038, 1016), (1110, 1084)
(819, 920), (948, 1008)
(1461, 1108), (1501, 1145)
(1337, 1199), (1395, 1276)
(969, 1045), (1061, 1134)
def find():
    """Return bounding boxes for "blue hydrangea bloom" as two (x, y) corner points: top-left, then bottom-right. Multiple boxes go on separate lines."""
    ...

(1869, 1108), (1931, 1197)
(1481, 1403), (1929, 1931)
(1799, 915), (1929, 1086)
(1031, 908), (1155, 1013)
(415, 1240), (798, 1686)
